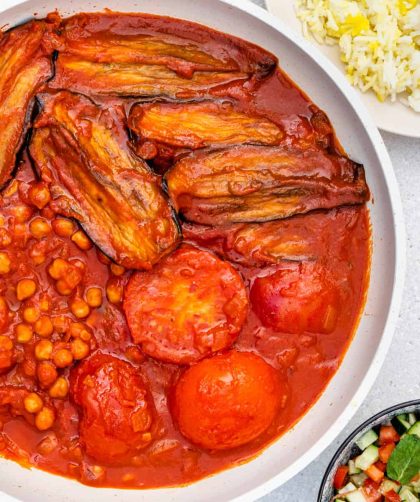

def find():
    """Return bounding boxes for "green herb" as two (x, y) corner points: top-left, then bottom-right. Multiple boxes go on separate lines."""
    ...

(387, 434), (420, 485)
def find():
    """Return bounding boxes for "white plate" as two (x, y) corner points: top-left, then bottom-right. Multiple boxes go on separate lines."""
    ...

(266, 0), (420, 138)
(0, 0), (405, 501)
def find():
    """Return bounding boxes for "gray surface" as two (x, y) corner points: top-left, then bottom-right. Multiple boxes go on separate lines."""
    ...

(249, 0), (420, 500)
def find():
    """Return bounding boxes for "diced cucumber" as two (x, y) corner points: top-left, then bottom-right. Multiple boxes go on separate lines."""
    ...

(345, 488), (368, 502)
(355, 445), (379, 471)
(393, 415), (412, 435)
(351, 473), (368, 487)
(408, 414), (417, 426)
(400, 486), (419, 502)
(336, 500), (346, 502)
(356, 429), (378, 451)
(408, 422), (420, 440)
(349, 459), (361, 475)
(339, 482), (357, 494)
(410, 476), (420, 493)
(380, 479), (401, 493)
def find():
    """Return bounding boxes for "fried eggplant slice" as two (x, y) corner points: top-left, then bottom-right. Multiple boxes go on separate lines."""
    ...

(0, 21), (54, 188)
(51, 55), (248, 98)
(166, 144), (369, 225)
(183, 207), (364, 267)
(30, 91), (180, 270)
(128, 101), (283, 149)
(60, 12), (277, 78)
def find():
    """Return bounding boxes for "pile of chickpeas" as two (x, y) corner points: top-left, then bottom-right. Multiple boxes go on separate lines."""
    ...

(0, 179), (127, 432)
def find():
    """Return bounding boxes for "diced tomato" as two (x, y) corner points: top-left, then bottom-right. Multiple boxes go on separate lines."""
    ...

(365, 464), (385, 483)
(363, 478), (382, 502)
(384, 490), (401, 502)
(375, 461), (387, 472)
(379, 443), (396, 463)
(379, 425), (400, 445)
(333, 465), (349, 490)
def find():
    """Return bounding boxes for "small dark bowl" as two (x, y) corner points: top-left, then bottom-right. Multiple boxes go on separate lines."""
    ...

(318, 399), (420, 502)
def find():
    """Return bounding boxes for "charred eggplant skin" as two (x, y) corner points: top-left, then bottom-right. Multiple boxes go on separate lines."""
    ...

(165, 144), (369, 225)
(0, 20), (56, 190)
(30, 91), (180, 270)
(50, 55), (248, 98)
(50, 12), (277, 97)
(128, 101), (283, 149)
(59, 12), (278, 78)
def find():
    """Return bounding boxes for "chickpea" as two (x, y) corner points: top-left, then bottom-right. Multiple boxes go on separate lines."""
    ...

(106, 282), (123, 304)
(35, 340), (53, 360)
(70, 298), (90, 319)
(0, 252), (11, 274)
(52, 315), (70, 334)
(28, 183), (51, 210)
(55, 279), (73, 296)
(110, 263), (125, 276)
(51, 218), (75, 238)
(29, 217), (51, 239)
(37, 361), (57, 387)
(69, 322), (92, 342)
(15, 323), (33, 343)
(35, 407), (55, 431)
(23, 392), (43, 414)
(71, 338), (90, 360)
(71, 230), (92, 251)
(23, 306), (40, 324)
(34, 316), (54, 338)
(52, 348), (73, 368)
(48, 258), (68, 280)
(29, 245), (46, 265)
(49, 377), (69, 398)
(12, 205), (33, 223)
(71, 259), (85, 272)
(85, 287), (102, 308)
(16, 279), (37, 301)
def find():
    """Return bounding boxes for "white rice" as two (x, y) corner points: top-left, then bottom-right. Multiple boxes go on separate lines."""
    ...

(296, 0), (420, 112)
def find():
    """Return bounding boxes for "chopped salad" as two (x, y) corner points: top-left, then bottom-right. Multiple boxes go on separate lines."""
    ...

(332, 412), (420, 501)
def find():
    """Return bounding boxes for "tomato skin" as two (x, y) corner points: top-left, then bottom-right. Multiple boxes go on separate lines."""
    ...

(363, 478), (382, 502)
(70, 353), (155, 465)
(250, 261), (338, 334)
(172, 350), (287, 450)
(379, 425), (400, 445)
(124, 244), (248, 364)
(379, 442), (395, 463)
(384, 490), (401, 502)
(333, 465), (349, 490)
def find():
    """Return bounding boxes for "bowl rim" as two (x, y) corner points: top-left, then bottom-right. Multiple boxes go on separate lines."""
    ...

(0, 0), (407, 500)
(318, 399), (420, 501)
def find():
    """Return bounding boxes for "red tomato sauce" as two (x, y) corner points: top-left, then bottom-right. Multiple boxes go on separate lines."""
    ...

(0, 11), (371, 489)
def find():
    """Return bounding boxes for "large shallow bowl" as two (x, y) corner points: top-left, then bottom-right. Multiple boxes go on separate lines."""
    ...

(0, 0), (405, 501)
(318, 400), (420, 502)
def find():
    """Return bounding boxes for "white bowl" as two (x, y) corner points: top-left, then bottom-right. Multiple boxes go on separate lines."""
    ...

(266, 0), (420, 138)
(0, 1), (405, 501)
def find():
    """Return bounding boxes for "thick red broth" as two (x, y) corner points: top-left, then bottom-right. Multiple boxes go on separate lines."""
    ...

(0, 11), (371, 489)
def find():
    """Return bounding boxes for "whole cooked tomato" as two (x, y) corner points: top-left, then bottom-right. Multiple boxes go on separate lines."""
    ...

(70, 353), (156, 465)
(250, 261), (339, 334)
(123, 244), (248, 364)
(171, 350), (286, 450)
